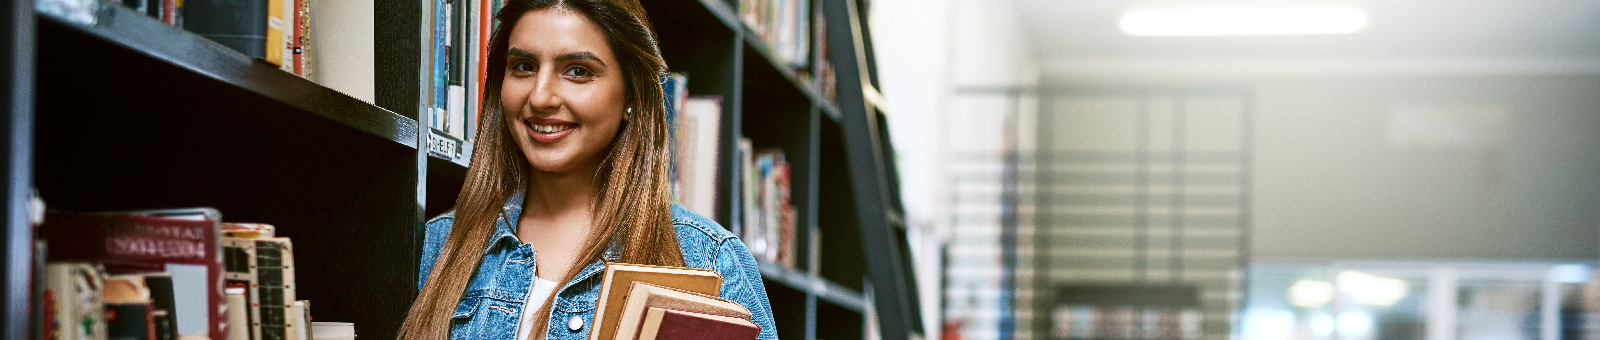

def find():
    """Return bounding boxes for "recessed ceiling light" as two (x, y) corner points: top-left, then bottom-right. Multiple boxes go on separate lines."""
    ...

(1120, 7), (1369, 36)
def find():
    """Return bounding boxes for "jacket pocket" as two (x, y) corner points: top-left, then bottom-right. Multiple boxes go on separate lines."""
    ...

(452, 296), (482, 320)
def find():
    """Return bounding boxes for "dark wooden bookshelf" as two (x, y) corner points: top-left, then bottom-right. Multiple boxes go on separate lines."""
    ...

(36, 6), (419, 148)
(4, 0), (920, 339)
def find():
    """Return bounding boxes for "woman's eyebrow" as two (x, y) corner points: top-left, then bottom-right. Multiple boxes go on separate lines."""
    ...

(505, 48), (604, 67)
(507, 47), (535, 59)
(554, 51), (604, 66)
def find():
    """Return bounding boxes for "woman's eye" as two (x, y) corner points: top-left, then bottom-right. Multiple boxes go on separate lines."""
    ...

(510, 61), (534, 74)
(563, 66), (594, 78)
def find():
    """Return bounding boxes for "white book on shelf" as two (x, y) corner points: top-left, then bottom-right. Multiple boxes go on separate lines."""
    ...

(309, 0), (376, 104)
(680, 96), (723, 218)
(448, 85), (466, 137)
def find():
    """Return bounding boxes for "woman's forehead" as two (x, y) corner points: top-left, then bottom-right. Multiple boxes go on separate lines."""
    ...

(507, 8), (615, 61)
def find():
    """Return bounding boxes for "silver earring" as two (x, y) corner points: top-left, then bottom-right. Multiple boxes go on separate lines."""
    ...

(626, 107), (634, 119)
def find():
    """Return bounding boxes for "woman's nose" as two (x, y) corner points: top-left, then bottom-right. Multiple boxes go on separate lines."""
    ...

(526, 72), (562, 111)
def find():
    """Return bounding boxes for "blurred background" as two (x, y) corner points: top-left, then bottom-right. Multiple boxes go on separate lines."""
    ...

(865, 0), (1600, 339)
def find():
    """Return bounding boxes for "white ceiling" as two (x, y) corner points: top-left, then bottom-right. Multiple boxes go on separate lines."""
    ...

(1017, 0), (1600, 77)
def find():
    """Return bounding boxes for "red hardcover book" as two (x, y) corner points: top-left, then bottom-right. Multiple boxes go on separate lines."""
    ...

(291, 0), (304, 76)
(40, 208), (225, 340)
(159, 0), (176, 25)
(475, 0), (490, 135)
(637, 308), (760, 340)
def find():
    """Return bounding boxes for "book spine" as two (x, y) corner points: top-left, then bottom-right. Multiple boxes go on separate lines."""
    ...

(448, 0), (467, 138)
(794, 0), (809, 68)
(225, 288), (248, 340)
(253, 239), (297, 340)
(181, 0), (269, 59)
(105, 302), (154, 340)
(45, 263), (109, 340)
(266, 0), (286, 68)
(474, 0), (491, 140)
(291, 0), (307, 77)
(448, 85), (466, 137)
(432, 0), (450, 130)
(145, 275), (177, 340)
(222, 239), (260, 340)
(290, 301), (309, 340)
(739, 139), (758, 252)
(663, 74), (686, 204)
(160, 0), (176, 25)
(153, 310), (174, 340)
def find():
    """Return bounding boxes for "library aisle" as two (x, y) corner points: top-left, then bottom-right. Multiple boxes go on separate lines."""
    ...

(868, 1), (1600, 340)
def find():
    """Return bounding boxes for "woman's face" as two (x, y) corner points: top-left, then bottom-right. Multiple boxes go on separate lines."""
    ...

(502, 8), (627, 176)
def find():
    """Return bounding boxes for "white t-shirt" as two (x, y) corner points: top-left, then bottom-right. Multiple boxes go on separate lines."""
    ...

(515, 277), (561, 340)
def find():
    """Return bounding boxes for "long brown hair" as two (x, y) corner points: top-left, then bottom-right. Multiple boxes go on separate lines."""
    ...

(400, 0), (682, 338)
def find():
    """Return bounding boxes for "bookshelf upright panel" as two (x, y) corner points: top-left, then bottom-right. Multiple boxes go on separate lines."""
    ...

(2, 0), (34, 337)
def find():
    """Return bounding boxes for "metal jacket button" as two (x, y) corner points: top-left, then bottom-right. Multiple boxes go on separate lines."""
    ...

(567, 315), (583, 331)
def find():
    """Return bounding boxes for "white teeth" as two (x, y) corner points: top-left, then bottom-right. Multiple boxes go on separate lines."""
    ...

(530, 123), (572, 134)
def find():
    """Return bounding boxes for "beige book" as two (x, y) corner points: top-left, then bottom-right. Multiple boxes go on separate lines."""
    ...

(612, 282), (751, 340)
(589, 263), (723, 340)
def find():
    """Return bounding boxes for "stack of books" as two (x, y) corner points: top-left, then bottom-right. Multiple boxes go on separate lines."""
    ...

(33, 204), (345, 340)
(590, 263), (760, 340)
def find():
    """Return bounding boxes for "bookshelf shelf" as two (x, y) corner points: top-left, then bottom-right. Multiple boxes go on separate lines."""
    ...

(36, 8), (419, 149)
(756, 260), (867, 313)
(740, 34), (827, 107)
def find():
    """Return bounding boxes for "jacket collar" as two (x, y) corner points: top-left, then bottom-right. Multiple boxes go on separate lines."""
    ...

(491, 190), (620, 262)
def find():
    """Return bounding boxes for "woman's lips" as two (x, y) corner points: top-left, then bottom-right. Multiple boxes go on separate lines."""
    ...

(526, 119), (576, 143)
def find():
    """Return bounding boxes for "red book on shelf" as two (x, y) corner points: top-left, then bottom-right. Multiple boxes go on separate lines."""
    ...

(636, 308), (759, 340)
(40, 208), (225, 340)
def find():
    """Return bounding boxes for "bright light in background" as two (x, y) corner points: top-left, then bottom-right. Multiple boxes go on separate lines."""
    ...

(1120, 8), (1369, 36)
(1336, 312), (1375, 336)
(1336, 271), (1408, 306)
(1309, 313), (1335, 338)
(1550, 264), (1592, 283)
(1242, 309), (1296, 339)
(1287, 280), (1335, 308)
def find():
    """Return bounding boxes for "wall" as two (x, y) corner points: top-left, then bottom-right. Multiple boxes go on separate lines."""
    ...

(1042, 73), (1600, 261)
(1250, 75), (1600, 260)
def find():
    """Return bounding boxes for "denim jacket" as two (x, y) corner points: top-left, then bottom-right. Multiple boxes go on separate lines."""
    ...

(418, 192), (778, 340)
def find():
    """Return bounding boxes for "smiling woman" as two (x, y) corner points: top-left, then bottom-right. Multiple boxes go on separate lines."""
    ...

(400, 1), (778, 340)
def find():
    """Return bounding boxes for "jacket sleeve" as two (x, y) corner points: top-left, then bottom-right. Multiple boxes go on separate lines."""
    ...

(711, 237), (779, 340)
(418, 213), (454, 292)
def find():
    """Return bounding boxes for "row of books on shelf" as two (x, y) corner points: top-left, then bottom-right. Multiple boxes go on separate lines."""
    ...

(39, 0), (383, 109)
(38, 0), (317, 80)
(663, 73), (721, 221)
(662, 73), (811, 272)
(428, 0), (501, 142)
(737, 0), (810, 70)
(26, 193), (356, 340)
(1049, 304), (1201, 340)
(737, 0), (838, 103)
(737, 139), (797, 269)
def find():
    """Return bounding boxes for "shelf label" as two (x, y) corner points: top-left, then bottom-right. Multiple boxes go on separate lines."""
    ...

(427, 131), (462, 161)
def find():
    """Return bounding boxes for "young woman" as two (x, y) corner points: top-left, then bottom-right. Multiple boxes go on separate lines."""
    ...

(400, 1), (776, 339)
